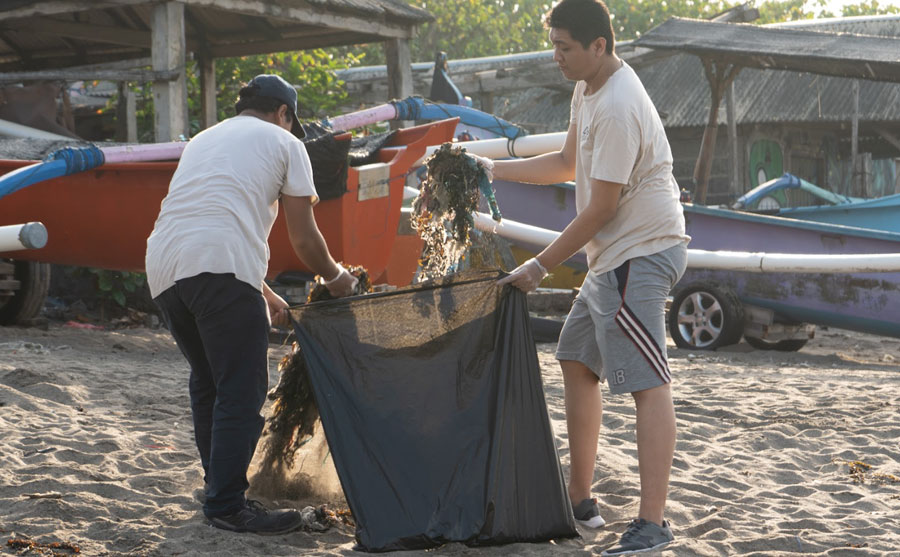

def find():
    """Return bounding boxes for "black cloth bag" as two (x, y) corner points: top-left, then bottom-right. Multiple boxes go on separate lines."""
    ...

(289, 270), (578, 552)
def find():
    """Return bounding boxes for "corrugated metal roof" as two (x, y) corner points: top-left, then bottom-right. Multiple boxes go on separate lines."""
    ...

(640, 15), (900, 128)
(633, 16), (900, 82)
(493, 15), (900, 132)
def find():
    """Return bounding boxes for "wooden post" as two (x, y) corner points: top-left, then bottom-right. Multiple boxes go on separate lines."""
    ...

(199, 53), (217, 130)
(895, 158), (900, 194)
(480, 91), (494, 114)
(116, 82), (137, 142)
(850, 79), (859, 196)
(151, 1), (187, 141)
(385, 38), (413, 129)
(726, 81), (739, 196)
(693, 59), (741, 204)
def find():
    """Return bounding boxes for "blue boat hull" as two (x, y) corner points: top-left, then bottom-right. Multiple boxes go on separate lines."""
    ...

(775, 193), (900, 234)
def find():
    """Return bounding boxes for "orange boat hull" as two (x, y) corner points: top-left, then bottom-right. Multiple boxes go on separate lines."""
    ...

(0, 119), (452, 284)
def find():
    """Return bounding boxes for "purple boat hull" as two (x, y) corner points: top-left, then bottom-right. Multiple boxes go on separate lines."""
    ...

(491, 181), (900, 338)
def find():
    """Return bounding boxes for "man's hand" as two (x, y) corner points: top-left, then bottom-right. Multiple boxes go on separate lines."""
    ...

(266, 291), (290, 328)
(497, 258), (548, 292)
(469, 153), (494, 182)
(324, 264), (359, 298)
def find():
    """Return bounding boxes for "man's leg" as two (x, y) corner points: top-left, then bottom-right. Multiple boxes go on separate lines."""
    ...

(560, 359), (603, 504)
(174, 274), (269, 518)
(632, 382), (675, 526)
(154, 285), (216, 481)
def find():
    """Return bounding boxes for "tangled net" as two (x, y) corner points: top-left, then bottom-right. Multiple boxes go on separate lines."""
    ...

(260, 265), (371, 468)
(410, 143), (500, 281)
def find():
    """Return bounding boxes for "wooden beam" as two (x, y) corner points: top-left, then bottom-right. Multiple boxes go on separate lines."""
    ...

(385, 38), (412, 129)
(0, 0), (148, 19)
(63, 57), (152, 72)
(850, 79), (859, 197)
(199, 53), (217, 130)
(116, 82), (137, 142)
(876, 128), (900, 153)
(181, 0), (414, 39)
(5, 17), (153, 48)
(208, 32), (383, 58)
(726, 81), (739, 195)
(151, 2), (188, 141)
(693, 59), (741, 204)
(0, 68), (177, 84)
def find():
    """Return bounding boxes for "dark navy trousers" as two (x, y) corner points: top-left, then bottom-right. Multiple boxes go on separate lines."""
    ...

(154, 273), (269, 518)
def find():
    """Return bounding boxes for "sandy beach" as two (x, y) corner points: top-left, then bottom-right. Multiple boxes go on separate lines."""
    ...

(1, 319), (898, 556)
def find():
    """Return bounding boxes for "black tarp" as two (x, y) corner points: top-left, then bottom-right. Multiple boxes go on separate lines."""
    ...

(288, 270), (578, 552)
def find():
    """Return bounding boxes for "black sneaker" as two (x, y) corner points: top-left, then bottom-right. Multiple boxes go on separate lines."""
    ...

(572, 497), (606, 528)
(207, 500), (304, 535)
(601, 518), (674, 555)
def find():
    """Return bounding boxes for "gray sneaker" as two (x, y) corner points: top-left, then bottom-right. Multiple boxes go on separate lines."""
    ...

(601, 518), (674, 555)
(572, 497), (606, 528)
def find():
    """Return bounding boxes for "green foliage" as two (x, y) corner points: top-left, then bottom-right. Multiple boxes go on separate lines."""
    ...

(109, 49), (363, 140)
(605, 1), (744, 38)
(837, 0), (900, 17)
(332, 0), (554, 65)
(185, 49), (364, 127)
(86, 269), (146, 308)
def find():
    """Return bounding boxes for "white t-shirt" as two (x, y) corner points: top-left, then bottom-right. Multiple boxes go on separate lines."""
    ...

(571, 62), (689, 274)
(145, 115), (317, 298)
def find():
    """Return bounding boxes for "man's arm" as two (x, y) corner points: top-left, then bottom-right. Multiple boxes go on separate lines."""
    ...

(537, 177), (622, 270)
(498, 177), (623, 291)
(490, 122), (579, 184)
(281, 194), (356, 296)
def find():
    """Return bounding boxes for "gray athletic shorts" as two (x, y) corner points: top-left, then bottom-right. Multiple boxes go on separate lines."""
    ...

(556, 242), (688, 394)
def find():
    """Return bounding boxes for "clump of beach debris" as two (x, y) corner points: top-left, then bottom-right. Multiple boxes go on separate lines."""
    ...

(410, 142), (500, 280)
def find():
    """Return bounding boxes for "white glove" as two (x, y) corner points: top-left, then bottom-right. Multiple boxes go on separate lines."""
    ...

(323, 264), (359, 298)
(469, 153), (494, 182)
(497, 258), (548, 292)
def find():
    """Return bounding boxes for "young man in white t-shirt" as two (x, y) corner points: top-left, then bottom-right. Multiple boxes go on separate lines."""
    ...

(146, 74), (357, 535)
(479, 1), (690, 554)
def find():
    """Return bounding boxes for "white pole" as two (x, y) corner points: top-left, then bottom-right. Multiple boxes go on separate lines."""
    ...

(0, 118), (74, 141)
(401, 201), (900, 274)
(414, 132), (567, 166)
(0, 222), (48, 251)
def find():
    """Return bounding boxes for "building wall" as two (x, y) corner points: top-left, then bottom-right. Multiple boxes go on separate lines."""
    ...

(666, 123), (899, 205)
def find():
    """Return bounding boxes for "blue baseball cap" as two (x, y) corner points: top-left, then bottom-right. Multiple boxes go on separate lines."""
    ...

(246, 74), (305, 138)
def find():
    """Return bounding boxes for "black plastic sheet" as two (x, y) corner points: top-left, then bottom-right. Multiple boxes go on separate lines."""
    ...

(289, 270), (578, 552)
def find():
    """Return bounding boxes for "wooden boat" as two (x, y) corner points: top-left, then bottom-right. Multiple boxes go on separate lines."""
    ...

(487, 179), (900, 350)
(0, 118), (452, 322)
(674, 204), (900, 349)
(734, 172), (900, 234)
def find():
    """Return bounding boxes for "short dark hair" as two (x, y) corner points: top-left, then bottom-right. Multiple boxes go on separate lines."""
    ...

(546, 0), (615, 54)
(234, 84), (287, 115)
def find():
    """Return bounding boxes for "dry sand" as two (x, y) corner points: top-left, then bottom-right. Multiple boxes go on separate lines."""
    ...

(1, 321), (898, 556)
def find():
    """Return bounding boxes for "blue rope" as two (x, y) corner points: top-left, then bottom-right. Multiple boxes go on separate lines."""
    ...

(45, 145), (105, 174)
(0, 145), (105, 201)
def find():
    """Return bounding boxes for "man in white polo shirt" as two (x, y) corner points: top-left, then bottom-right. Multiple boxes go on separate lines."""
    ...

(146, 74), (356, 535)
(475, 1), (690, 554)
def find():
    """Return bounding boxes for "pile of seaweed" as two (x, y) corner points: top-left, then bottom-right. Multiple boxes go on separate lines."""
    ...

(410, 142), (500, 280)
(259, 265), (371, 471)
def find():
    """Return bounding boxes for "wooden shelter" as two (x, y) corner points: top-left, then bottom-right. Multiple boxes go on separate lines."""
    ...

(633, 17), (900, 203)
(0, 0), (432, 141)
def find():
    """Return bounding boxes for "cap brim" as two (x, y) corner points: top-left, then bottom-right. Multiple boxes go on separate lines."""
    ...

(290, 113), (306, 139)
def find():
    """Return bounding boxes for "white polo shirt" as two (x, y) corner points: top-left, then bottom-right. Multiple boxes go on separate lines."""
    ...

(145, 115), (317, 298)
(571, 62), (689, 275)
